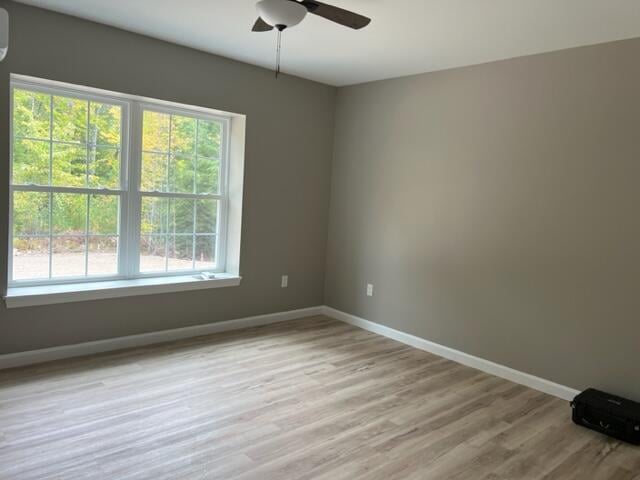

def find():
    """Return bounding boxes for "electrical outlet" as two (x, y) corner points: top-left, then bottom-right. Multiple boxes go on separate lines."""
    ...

(366, 283), (374, 297)
(281, 275), (288, 288)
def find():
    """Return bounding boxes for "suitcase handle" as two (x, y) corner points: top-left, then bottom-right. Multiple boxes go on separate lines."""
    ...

(582, 418), (611, 431)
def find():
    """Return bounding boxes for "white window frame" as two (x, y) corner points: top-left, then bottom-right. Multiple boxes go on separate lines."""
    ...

(8, 76), (231, 288)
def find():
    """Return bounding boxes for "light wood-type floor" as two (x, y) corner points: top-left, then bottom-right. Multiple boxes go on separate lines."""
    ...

(0, 316), (638, 480)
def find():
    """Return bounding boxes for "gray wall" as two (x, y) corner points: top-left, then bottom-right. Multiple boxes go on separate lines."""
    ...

(0, 1), (336, 353)
(326, 38), (640, 399)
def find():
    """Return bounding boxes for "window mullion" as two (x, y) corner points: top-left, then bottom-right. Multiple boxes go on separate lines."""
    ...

(7, 88), (13, 283)
(85, 194), (90, 276)
(193, 120), (199, 270)
(48, 191), (53, 280)
(138, 191), (222, 200)
(48, 95), (53, 186)
(192, 202), (197, 271)
(11, 185), (125, 195)
(85, 102), (91, 277)
(123, 101), (142, 279)
(86, 101), (91, 188)
(215, 118), (230, 272)
(48, 95), (54, 279)
(167, 115), (172, 194)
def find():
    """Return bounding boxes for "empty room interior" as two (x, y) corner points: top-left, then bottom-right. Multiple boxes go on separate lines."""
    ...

(1, 0), (640, 478)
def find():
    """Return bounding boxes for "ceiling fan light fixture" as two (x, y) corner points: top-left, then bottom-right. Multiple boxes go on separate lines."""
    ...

(256, 0), (307, 29)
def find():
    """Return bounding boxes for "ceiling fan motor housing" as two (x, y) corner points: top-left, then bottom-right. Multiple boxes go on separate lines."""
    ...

(256, 0), (307, 29)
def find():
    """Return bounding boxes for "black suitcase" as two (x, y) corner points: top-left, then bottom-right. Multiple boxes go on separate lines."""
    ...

(571, 388), (640, 445)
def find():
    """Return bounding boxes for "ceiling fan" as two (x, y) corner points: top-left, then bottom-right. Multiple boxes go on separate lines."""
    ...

(251, 0), (371, 77)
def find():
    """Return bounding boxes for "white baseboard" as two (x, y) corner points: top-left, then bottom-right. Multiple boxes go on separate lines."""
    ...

(322, 306), (580, 402)
(0, 306), (324, 370)
(0, 304), (581, 402)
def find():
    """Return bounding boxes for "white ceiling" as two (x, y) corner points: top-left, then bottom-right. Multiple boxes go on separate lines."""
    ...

(14, 0), (640, 86)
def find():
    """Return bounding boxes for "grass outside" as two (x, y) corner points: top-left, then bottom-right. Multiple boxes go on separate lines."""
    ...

(12, 252), (212, 280)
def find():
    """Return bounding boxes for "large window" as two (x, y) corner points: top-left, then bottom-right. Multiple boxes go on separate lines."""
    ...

(9, 78), (229, 286)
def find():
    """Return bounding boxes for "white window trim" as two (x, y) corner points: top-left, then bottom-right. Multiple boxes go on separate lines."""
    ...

(6, 74), (245, 306)
(4, 274), (242, 308)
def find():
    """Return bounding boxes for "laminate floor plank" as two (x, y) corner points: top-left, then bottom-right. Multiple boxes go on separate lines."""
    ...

(0, 315), (637, 479)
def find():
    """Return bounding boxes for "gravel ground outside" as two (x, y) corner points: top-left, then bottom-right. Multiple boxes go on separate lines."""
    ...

(12, 253), (213, 280)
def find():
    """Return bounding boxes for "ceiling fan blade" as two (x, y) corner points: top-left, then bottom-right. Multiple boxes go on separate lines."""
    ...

(301, 1), (371, 30)
(252, 17), (273, 32)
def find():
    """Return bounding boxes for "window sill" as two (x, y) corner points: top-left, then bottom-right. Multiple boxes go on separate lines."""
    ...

(4, 274), (242, 309)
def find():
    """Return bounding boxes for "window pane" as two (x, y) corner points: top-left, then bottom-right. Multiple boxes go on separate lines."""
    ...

(141, 197), (168, 234)
(89, 195), (119, 235)
(52, 143), (86, 187)
(197, 119), (221, 158)
(89, 102), (121, 147)
(196, 199), (217, 234)
(13, 89), (51, 140)
(13, 138), (50, 185)
(13, 191), (49, 236)
(168, 155), (194, 193)
(52, 193), (87, 235)
(141, 152), (168, 192)
(13, 237), (50, 281)
(87, 236), (118, 276)
(167, 235), (193, 271)
(143, 110), (170, 152)
(140, 235), (167, 272)
(195, 156), (220, 194)
(171, 115), (196, 156)
(51, 236), (85, 277)
(169, 199), (194, 234)
(195, 235), (216, 270)
(88, 146), (120, 189)
(11, 86), (229, 284)
(52, 96), (87, 144)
